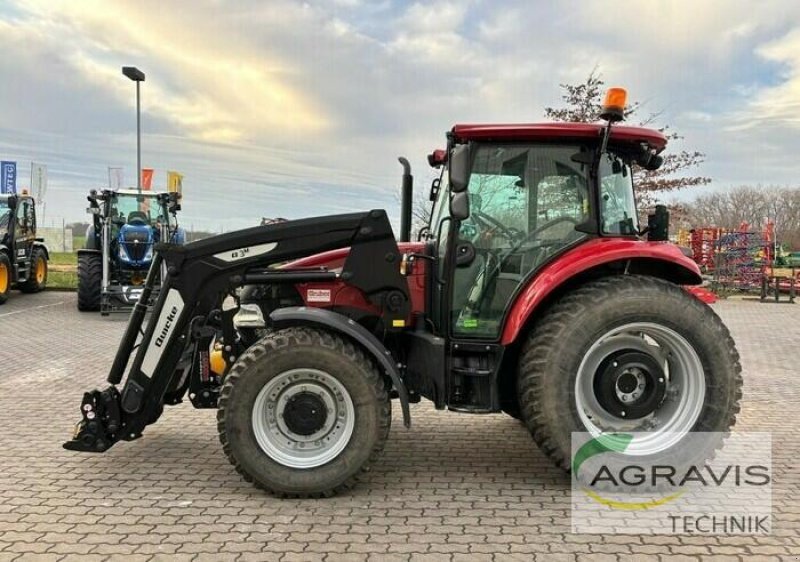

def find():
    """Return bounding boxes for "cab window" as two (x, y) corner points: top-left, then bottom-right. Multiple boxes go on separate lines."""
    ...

(599, 153), (638, 235)
(15, 199), (34, 238)
(451, 144), (590, 338)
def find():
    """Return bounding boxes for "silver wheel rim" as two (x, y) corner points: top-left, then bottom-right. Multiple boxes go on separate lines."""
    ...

(575, 322), (706, 455)
(252, 368), (355, 469)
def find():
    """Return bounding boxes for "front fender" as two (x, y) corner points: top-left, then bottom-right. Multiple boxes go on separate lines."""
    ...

(270, 306), (411, 427)
(501, 239), (702, 345)
(33, 241), (49, 260)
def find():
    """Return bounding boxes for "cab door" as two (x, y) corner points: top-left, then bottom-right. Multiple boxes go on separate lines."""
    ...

(12, 198), (35, 280)
(440, 143), (591, 412)
(448, 143), (590, 339)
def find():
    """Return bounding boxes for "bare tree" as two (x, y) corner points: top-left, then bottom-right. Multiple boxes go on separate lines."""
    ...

(544, 69), (710, 206)
(411, 186), (433, 236)
(684, 185), (800, 249)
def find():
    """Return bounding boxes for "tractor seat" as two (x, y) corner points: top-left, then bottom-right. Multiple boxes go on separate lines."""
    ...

(127, 211), (149, 225)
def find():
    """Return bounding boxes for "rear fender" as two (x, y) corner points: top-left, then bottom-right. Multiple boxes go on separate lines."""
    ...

(270, 306), (411, 427)
(501, 239), (702, 345)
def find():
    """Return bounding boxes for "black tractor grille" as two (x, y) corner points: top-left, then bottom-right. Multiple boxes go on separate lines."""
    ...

(123, 230), (150, 261)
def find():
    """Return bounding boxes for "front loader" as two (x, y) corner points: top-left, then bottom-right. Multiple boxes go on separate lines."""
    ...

(65, 89), (742, 497)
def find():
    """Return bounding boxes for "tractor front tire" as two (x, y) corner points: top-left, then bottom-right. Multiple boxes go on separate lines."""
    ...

(77, 253), (102, 311)
(518, 275), (742, 472)
(0, 253), (11, 304)
(20, 247), (47, 293)
(218, 327), (391, 497)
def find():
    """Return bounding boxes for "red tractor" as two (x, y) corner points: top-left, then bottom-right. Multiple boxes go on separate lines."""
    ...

(65, 89), (741, 497)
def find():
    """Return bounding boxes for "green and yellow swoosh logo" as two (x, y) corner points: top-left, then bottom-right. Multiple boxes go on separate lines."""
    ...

(573, 433), (683, 511)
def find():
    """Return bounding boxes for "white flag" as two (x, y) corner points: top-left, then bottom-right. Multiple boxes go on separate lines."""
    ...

(108, 167), (124, 190)
(31, 162), (47, 202)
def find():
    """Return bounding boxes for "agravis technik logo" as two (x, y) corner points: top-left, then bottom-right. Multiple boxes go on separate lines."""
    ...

(570, 432), (772, 534)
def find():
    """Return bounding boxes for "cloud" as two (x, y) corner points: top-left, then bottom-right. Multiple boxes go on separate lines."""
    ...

(1, 0), (799, 232)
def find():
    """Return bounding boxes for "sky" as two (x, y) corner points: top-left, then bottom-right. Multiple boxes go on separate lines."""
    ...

(1, 0), (799, 233)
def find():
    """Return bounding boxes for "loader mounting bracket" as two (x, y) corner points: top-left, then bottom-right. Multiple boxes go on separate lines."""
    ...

(62, 386), (124, 453)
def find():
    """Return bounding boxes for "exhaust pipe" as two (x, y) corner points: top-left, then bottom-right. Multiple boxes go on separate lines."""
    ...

(398, 157), (413, 242)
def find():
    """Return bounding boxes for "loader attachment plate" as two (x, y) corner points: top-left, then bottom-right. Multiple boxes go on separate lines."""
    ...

(63, 387), (123, 453)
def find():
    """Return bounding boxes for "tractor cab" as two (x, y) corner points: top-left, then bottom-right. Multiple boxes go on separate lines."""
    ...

(425, 121), (668, 340)
(0, 193), (49, 304)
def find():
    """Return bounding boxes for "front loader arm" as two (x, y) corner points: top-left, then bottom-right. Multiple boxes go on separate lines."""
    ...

(64, 210), (410, 452)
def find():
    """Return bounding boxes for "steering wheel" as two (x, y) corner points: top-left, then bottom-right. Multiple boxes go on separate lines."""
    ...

(491, 215), (581, 275)
(516, 216), (580, 247)
(470, 211), (521, 243)
(468, 216), (582, 315)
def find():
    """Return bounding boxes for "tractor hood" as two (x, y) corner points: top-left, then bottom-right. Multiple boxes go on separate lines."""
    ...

(281, 241), (426, 272)
(118, 223), (155, 268)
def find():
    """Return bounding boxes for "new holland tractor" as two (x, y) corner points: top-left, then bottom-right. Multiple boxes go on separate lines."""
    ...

(77, 189), (184, 314)
(0, 193), (49, 304)
(65, 89), (742, 497)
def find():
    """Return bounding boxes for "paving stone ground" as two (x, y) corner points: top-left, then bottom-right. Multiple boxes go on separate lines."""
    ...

(0, 291), (798, 561)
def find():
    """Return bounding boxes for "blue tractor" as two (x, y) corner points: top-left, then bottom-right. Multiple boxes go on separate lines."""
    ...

(77, 189), (184, 314)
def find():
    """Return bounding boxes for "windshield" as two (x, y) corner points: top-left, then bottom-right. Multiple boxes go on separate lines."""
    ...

(599, 153), (638, 235)
(111, 194), (167, 226)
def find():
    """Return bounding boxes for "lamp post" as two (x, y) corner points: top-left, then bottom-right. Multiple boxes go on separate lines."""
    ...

(121, 66), (146, 193)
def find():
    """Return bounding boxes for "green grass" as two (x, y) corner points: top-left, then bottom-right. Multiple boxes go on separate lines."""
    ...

(49, 252), (77, 266)
(48, 252), (78, 290)
(47, 270), (77, 290)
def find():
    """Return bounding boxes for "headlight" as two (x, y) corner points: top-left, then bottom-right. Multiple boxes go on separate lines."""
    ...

(118, 245), (126, 259)
(144, 246), (153, 260)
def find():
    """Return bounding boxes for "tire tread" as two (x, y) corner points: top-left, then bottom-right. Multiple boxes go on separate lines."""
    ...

(517, 275), (743, 471)
(77, 253), (102, 311)
(217, 326), (391, 498)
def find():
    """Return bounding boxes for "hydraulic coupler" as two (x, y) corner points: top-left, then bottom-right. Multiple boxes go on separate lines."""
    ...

(62, 387), (123, 453)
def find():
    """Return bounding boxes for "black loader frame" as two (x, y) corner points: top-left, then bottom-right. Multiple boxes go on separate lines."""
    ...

(64, 209), (412, 452)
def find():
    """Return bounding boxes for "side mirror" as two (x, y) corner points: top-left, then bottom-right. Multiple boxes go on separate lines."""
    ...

(449, 145), (470, 193)
(449, 191), (470, 221)
(7, 196), (17, 210)
(637, 150), (664, 171)
(647, 205), (670, 241)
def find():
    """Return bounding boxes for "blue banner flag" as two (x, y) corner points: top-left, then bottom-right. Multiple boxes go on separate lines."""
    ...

(1, 161), (17, 194)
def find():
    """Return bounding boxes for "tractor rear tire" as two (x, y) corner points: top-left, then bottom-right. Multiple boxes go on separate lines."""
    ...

(0, 253), (11, 304)
(218, 327), (391, 497)
(517, 275), (742, 472)
(20, 247), (47, 293)
(77, 253), (102, 311)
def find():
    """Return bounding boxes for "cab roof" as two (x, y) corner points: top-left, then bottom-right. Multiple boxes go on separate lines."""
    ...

(451, 122), (668, 151)
(108, 189), (169, 197)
